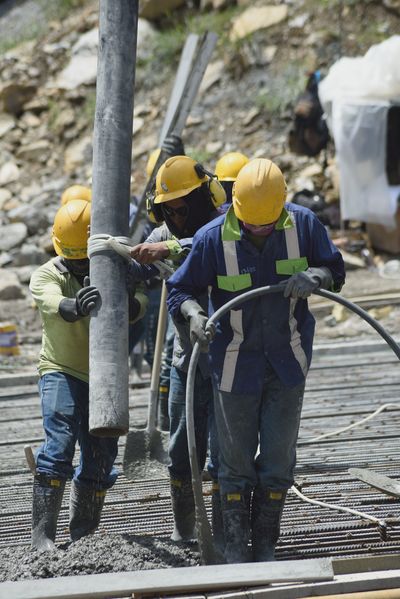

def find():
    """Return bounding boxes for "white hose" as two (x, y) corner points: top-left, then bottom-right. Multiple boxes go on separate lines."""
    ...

(290, 484), (386, 527)
(308, 402), (400, 442)
(87, 233), (174, 279)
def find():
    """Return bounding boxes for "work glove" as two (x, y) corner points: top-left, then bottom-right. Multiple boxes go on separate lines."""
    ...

(161, 134), (185, 157)
(59, 277), (99, 322)
(75, 276), (100, 316)
(284, 267), (332, 300)
(180, 299), (215, 353)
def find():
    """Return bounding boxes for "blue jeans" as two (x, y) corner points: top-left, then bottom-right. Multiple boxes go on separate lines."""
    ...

(168, 365), (217, 481)
(214, 364), (304, 494)
(36, 372), (118, 490)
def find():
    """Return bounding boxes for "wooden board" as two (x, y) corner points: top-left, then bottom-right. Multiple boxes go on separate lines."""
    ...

(0, 558), (333, 599)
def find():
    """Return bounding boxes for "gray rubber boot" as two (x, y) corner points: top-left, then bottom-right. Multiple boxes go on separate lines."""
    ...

(221, 492), (251, 563)
(31, 474), (66, 551)
(69, 480), (106, 541)
(211, 482), (225, 555)
(170, 478), (196, 542)
(251, 487), (287, 562)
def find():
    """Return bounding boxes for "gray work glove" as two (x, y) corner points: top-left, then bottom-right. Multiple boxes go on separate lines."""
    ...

(180, 299), (215, 353)
(161, 134), (185, 157)
(284, 267), (332, 300)
(76, 276), (100, 316)
(59, 277), (99, 322)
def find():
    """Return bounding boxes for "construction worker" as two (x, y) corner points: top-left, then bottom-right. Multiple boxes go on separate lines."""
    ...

(215, 151), (249, 205)
(166, 158), (345, 562)
(128, 155), (226, 543)
(129, 134), (186, 428)
(29, 199), (147, 551)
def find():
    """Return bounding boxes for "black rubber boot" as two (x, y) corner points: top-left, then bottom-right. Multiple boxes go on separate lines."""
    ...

(69, 480), (106, 541)
(221, 492), (251, 563)
(31, 474), (66, 551)
(251, 487), (287, 562)
(158, 385), (170, 432)
(211, 482), (225, 555)
(170, 478), (196, 542)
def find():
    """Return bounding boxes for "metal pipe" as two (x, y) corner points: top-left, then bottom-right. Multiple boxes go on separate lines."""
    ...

(89, 0), (138, 437)
(186, 284), (400, 564)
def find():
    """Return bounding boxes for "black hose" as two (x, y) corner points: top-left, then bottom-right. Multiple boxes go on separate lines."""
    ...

(186, 283), (400, 565)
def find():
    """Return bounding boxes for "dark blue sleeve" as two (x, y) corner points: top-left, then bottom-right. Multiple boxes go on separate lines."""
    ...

(166, 231), (214, 319)
(306, 211), (345, 292)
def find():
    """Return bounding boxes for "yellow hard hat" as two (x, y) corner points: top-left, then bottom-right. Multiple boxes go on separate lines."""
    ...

(52, 199), (91, 259)
(146, 148), (161, 178)
(232, 158), (286, 225)
(61, 185), (92, 206)
(215, 152), (249, 181)
(155, 155), (208, 204)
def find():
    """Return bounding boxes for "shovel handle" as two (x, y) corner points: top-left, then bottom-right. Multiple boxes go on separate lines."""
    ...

(24, 444), (36, 475)
(147, 281), (168, 432)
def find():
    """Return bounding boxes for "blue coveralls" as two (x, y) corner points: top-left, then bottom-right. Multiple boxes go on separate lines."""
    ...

(167, 204), (345, 494)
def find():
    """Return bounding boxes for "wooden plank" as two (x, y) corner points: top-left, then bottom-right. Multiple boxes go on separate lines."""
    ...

(0, 558), (333, 599)
(206, 570), (400, 599)
(349, 467), (400, 497)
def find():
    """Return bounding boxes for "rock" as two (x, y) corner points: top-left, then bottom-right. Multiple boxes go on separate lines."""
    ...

(12, 244), (48, 267)
(54, 28), (99, 90)
(0, 113), (15, 137)
(0, 161), (20, 185)
(64, 135), (92, 173)
(139, 0), (185, 20)
(206, 140), (223, 154)
(16, 140), (51, 162)
(0, 223), (28, 251)
(230, 5), (288, 41)
(0, 269), (25, 300)
(51, 108), (75, 135)
(136, 19), (158, 62)
(261, 45), (278, 64)
(0, 189), (12, 210)
(7, 205), (50, 235)
(133, 134), (157, 159)
(0, 83), (37, 115)
(19, 111), (41, 128)
(133, 116), (145, 137)
(13, 265), (38, 284)
(212, 0), (235, 9)
(243, 107), (260, 126)
(199, 60), (224, 95)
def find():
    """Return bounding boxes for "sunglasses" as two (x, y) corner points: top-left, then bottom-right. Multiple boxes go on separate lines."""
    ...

(162, 204), (189, 218)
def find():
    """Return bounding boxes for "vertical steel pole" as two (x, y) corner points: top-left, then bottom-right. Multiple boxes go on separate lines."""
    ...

(89, 0), (138, 437)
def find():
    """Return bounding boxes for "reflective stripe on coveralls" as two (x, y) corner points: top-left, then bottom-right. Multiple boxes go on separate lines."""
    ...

(219, 210), (307, 392)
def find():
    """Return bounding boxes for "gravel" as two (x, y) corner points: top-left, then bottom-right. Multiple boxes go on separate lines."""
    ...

(0, 533), (200, 582)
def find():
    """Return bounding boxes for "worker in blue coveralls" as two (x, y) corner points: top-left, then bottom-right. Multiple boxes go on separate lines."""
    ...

(128, 154), (226, 544)
(166, 158), (345, 563)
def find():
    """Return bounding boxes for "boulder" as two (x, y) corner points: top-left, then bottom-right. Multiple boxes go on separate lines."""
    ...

(0, 223), (28, 251)
(0, 269), (25, 300)
(230, 5), (288, 41)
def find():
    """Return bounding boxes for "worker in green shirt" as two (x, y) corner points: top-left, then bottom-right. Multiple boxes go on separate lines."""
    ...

(29, 198), (147, 551)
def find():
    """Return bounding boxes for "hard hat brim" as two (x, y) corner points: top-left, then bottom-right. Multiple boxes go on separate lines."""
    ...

(154, 182), (201, 204)
(52, 236), (88, 260)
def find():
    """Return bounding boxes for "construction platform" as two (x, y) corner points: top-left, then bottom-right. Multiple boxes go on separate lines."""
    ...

(0, 337), (400, 597)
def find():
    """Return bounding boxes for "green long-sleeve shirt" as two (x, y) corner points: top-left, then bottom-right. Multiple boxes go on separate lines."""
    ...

(30, 257), (148, 383)
(30, 258), (90, 382)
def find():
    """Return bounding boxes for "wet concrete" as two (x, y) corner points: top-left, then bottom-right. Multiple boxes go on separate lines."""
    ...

(0, 533), (199, 582)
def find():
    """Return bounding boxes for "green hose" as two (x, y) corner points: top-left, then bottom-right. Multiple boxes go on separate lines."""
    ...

(185, 283), (400, 565)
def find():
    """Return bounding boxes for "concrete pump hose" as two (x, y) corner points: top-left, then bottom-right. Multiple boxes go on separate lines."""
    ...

(185, 283), (400, 565)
